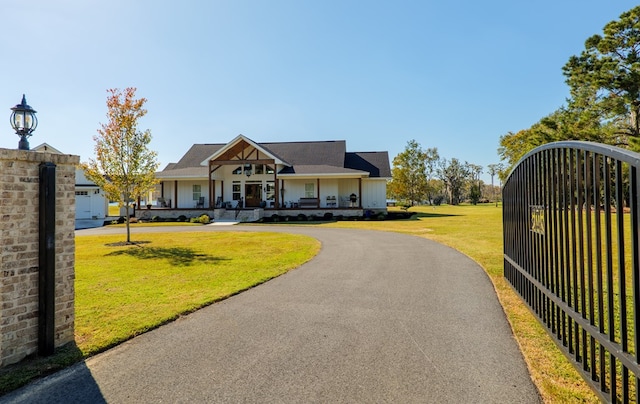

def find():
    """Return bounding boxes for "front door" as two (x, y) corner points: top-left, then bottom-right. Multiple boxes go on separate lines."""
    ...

(245, 184), (262, 207)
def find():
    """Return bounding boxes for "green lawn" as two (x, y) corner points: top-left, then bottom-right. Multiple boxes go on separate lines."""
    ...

(0, 230), (319, 394)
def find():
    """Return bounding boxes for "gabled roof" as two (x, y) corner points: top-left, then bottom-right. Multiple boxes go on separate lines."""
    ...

(201, 134), (290, 166)
(159, 136), (390, 179)
(32, 143), (64, 154)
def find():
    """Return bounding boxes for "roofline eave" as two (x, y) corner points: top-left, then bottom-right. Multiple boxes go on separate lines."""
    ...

(277, 173), (370, 179)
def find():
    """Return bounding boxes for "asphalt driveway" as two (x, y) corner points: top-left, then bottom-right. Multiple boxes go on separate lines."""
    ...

(2, 225), (540, 403)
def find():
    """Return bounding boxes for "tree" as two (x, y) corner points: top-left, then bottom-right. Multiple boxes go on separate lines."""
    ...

(497, 106), (620, 171)
(562, 5), (640, 151)
(82, 88), (159, 243)
(487, 163), (504, 206)
(388, 140), (430, 208)
(437, 158), (470, 205)
(424, 147), (440, 205)
(466, 164), (483, 205)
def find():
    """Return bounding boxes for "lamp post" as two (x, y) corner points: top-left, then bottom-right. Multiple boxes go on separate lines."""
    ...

(10, 94), (38, 150)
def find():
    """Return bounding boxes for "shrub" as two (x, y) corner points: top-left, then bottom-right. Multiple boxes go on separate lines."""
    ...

(297, 213), (307, 221)
(177, 215), (187, 222)
(323, 212), (334, 221)
(190, 214), (211, 224)
(271, 214), (280, 222)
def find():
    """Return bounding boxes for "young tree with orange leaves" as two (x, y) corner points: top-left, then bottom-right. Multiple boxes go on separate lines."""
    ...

(82, 87), (159, 243)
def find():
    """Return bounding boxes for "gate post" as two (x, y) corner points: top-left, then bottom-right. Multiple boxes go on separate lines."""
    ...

(39, 162), (56, 356)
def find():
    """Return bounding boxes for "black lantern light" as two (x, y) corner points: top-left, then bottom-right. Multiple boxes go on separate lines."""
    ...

(10, 94), (38, 150)
(244, 163), (252, 177)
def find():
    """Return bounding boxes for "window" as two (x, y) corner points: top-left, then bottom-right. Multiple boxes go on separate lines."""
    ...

(192, 185), (202, 201)
(265, 182), (275, 200)
(232, 166), (242, 175)
(305, 183), (315, 198)
(266, 165), (275, 174)
(75, 191), (88, 196)
(255, 164), (264, 175)
(232, 182), (241, 201)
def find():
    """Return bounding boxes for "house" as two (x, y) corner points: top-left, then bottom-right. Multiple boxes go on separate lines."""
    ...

(32, 143), (108, 229)
(152, 135), (391, 221)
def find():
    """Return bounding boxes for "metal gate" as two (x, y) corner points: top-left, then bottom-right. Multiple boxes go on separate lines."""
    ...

(503, 141), (640, 403)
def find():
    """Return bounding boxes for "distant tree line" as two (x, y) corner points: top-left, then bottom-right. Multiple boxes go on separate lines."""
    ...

(499, 6), (640, 174)
(387, 140), (504, 208)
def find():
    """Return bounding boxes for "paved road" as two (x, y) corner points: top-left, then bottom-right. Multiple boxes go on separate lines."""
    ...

(2, 225), (540, 403)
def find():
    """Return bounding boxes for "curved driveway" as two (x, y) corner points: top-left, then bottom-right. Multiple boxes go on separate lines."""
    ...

(3, 225), (540, 403)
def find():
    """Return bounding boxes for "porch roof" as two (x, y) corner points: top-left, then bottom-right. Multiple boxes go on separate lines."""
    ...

(156, 166), (208, 179)
(277, 165), (369, 178)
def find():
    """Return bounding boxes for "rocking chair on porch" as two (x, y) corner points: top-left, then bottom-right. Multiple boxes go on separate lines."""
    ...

(195, 196), (205, 208)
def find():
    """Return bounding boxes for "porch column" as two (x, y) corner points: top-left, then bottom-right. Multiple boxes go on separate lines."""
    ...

(211, 180), (215, 208)
(358, 178), (362, 208)
(174, 180), (178, 209)
(317, 179), (320, 203)
(209, 161), (214, 208)
(280, 179), (285, 208)
(274, 169), (279, 209)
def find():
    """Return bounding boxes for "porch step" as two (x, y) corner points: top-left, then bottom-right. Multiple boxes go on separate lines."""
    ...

(214, 209), (261, 223)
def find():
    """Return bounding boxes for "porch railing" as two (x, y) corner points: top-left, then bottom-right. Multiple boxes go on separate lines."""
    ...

(503, 141), (640, 403)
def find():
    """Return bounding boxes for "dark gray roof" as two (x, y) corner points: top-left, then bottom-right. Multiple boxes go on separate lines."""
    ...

(261, 141), (346, 167)
(162, 140), (390, 178)
(169, 144), (224, 170)
(345, 152), (391, 178)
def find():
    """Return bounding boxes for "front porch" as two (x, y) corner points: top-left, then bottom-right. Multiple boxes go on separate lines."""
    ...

(133, 206), (374, 223)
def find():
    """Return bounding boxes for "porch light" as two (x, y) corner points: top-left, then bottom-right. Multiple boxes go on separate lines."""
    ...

(10, 94), (38, 151)
(244, 163), (252, 177)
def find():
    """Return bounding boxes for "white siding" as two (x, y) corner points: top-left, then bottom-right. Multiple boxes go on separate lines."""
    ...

(361, 179), (387, 210)
(319, 179), (339, 208)
(177, 180), (209, 208)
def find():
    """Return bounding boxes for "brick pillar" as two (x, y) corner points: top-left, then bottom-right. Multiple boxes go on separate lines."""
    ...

(0, 148), (77, 366)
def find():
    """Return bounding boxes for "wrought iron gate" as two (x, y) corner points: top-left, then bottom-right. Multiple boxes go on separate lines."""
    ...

(503, 141), (640, 403)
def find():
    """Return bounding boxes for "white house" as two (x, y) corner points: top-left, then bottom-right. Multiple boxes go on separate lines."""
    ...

(32, 143), (108, 229)
(153, 135), (391, 221)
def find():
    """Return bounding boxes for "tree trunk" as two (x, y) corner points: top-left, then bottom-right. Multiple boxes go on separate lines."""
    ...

(124, 191), (132, 243)
(125, 203), (131, 243)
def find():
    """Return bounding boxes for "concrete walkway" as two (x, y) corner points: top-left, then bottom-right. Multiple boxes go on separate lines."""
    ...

(2, 225), (540, 403)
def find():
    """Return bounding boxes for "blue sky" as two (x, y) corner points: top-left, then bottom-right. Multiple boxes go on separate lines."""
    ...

(0, 1), (633, 182)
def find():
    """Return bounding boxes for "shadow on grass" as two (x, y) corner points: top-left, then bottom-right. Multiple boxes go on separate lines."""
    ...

(413, 212), (460, 218)
(106, 246), (226, 266)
